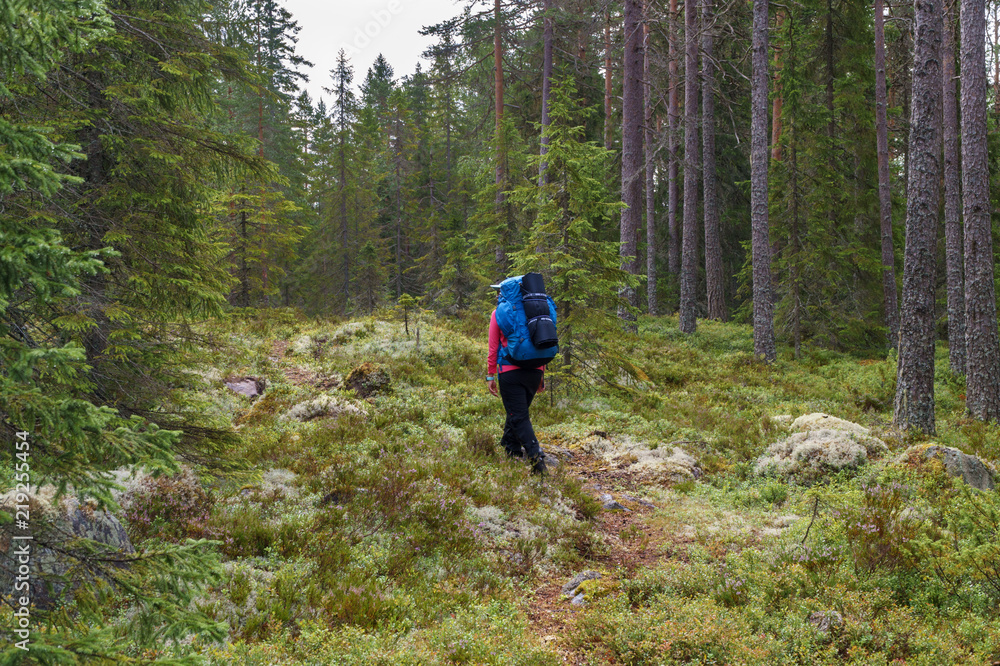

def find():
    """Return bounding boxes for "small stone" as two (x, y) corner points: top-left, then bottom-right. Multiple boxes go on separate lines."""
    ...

(623, 495), (656, 508)
(808, 610), (844, 633)
(345, 362), (391, 398)
(570, 593), (586, 606)
(225, 376), (265, 398)
(561, 570), (601, 596)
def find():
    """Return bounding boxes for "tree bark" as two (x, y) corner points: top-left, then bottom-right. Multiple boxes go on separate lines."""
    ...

(539, 0), (554, 186)
(340, 128), (349, 309)
(667, 0), (680, 277)
(894, 0), (942, 434)
(751, 0), (775, 362)
(644, 11), (658, 315)
(961, 0), (1000, 420)
(495, 0), (507, 269)
(605, 10), (614, 152)
(619, 0), (644, 327)
(679, 0), (700, 334)
(875, 0), (899, 348)
(771, 11), (784, 162)
(702, 0), (724, 321)
(942, 2), (965, 375)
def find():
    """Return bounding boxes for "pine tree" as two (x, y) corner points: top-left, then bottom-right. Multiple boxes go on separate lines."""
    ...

(751, 0), (776, 362)
(894, 0), (942, 434)
(960, 0), (1000, 420)
(619, 0), (643, 329)
(679, 0), (700, 334)
(874, 0), (900, 347)
(702, 0), (725, 321)
(941, 2), (965, 375)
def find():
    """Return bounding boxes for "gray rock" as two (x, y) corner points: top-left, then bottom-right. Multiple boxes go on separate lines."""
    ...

(599, 494), (630, 511)
(0, 490), (135, 609)
(624, 495), (656, 508)
(561, 570), (601, 596)
(899, 445), (996, 491)
(808, 610), (844, 633)
(570, 592), (586, 606)
(544, 446), (575, 461)
(225, 376), (265, 398)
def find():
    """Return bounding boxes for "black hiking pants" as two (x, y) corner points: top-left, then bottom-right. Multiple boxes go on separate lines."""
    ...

(498, 368), (543, 459)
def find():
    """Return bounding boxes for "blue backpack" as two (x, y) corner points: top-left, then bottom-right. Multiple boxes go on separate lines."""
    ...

(495, 273), (558, 368)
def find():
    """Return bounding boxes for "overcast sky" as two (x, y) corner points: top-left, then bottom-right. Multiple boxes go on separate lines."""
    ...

(283, 0), (464, 105)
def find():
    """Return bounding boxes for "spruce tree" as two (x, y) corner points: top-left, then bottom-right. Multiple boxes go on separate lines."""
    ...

(510, 76), (636, 376)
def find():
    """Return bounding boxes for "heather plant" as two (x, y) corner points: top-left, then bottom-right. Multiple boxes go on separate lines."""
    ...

(837, 479), (919, 573)
(123, 470), (221, 543)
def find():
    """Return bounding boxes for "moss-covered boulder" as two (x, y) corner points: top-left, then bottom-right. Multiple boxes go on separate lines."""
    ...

(896, 444), (996, 491)
(791, 413), (871, 436)
(0, 488), (134, 609)
(345, 362), (391, 398)
(755, 428), (887, 483)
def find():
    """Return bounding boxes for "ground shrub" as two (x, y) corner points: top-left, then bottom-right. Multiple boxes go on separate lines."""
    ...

(837, 480), (918, 573)
(123, 470), (219, 543)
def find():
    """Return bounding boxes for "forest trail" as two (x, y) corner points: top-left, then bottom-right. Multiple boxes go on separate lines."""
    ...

(525, 448), (696, 664)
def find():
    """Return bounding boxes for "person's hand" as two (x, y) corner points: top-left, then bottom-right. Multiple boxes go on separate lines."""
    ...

(488, 379), (498, 397)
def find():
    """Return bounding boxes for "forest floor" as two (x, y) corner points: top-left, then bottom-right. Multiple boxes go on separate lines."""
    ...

(113, 309), (1000, 664)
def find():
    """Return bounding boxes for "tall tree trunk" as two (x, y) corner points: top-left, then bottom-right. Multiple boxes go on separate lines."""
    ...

(790, 115), (802, 358)
(679, 0), (700, 334)
(785, 16), (801, 357)
(875, 0), (900, 348)
(619, 0), (644, 328)
(667, 0), (680, 277)
(771, 11), (784, 162)
(539, 0), (554, 186)
(825, 0), (835, 140)
(605, 10), (614, 152)
(994, 3), (999, 115)
(894, 0), (942, 434)
(395, 122), (404, 299)
(340, 131), (350, 310)
(901, 19), (912, 200)
(751, 0), (776, 362)
(645, 10), (657, 315)
(942, 2), (965, 375)
(961, 0), (1000, 420)
(494, 0), (507, 269)
(702, 0), (724, 321)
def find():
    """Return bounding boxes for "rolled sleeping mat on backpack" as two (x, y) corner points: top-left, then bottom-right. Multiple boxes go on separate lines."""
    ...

(521, 272), (547, 295)
(528, 315), (558, 348)
(521, 273), (550, 320)
(523, 294), (550, 320)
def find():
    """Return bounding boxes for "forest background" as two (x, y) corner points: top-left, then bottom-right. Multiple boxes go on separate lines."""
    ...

(5, 0), (1000, 660)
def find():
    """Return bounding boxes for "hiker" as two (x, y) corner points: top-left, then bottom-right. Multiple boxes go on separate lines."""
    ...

(486, 274), (559, 475)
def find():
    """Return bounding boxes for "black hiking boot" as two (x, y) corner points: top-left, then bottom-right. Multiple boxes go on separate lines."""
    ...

(529, 454), (548, 476)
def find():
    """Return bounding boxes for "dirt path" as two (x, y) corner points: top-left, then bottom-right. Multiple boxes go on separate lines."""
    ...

(525, 452), (696, 664)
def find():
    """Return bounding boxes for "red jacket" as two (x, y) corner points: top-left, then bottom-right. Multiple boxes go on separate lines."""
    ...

(488, 309), (545, 375)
